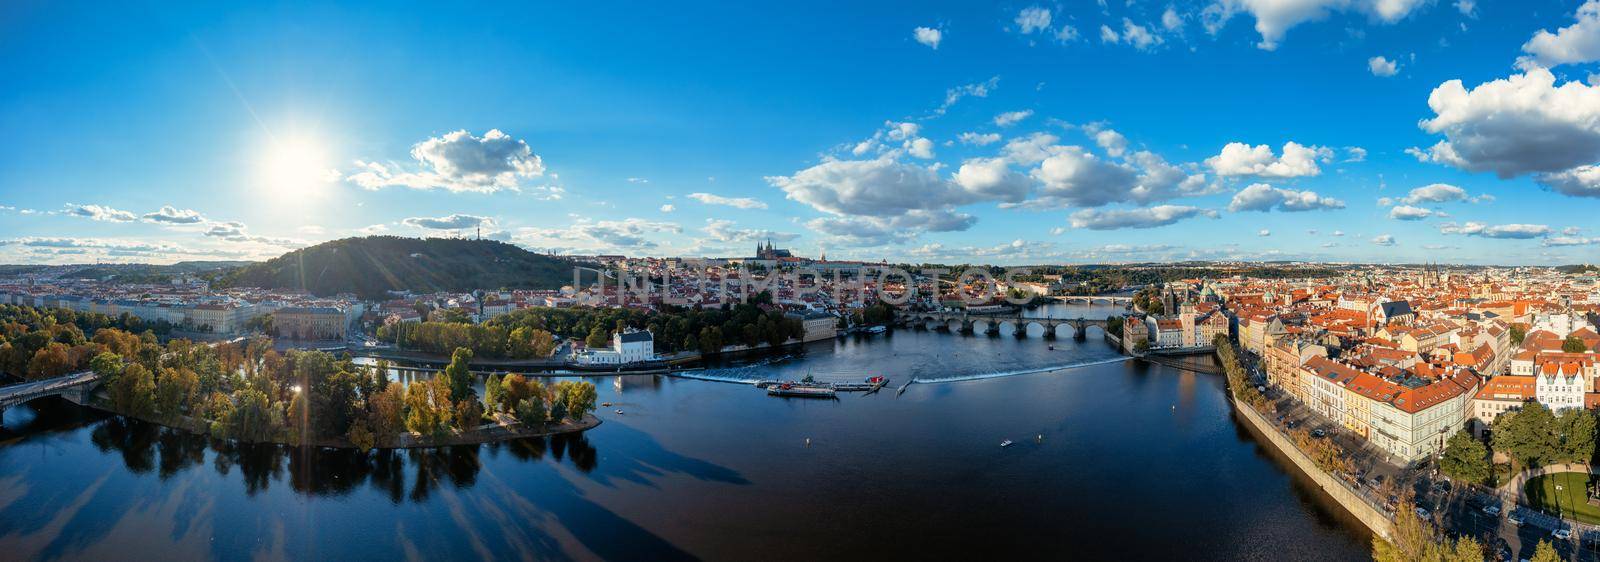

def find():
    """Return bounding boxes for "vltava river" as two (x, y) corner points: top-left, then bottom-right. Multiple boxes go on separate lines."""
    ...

(0, 304), (1369, 560)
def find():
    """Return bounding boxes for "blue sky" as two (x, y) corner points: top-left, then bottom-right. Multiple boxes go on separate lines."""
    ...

(3, 0), (1600, 265)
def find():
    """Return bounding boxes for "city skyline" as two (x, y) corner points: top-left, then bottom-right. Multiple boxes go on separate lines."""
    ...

(5, 1), (1600, 266)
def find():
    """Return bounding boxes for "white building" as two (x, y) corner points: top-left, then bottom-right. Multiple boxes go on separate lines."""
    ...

(576, 329), (656, 365)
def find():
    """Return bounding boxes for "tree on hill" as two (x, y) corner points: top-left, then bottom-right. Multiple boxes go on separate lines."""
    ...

(214, 236), (575, 298)
(442, 348), (475, 403)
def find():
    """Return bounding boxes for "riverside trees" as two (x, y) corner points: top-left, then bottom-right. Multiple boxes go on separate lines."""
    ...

(375, 299), (804, 358)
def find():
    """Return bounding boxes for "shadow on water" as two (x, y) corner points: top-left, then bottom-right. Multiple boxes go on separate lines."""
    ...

(0, 400), (712, 560)
(576, 420), (750, 489)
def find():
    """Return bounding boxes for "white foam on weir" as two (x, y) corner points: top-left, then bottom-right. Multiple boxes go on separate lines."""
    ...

(912, 356), (1130, 384)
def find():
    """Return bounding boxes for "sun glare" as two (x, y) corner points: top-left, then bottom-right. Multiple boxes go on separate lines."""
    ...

(259, 136), (336, 200)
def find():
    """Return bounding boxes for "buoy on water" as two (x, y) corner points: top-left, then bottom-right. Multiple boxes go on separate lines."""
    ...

(805, 438), (811, 447)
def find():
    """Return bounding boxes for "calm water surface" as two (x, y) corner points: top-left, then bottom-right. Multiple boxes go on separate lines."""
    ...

(0, 304), (1370, 560)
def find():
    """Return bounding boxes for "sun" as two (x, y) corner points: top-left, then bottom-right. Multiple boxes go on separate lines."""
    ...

(259, 136), (336, 200)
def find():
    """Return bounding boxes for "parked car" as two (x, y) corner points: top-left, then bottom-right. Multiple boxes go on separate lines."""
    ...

(1482, 504), (1501, 516)
(1415, 507), (1430, 519)
(1553, 528), (1571, 540)
(1311, 428), (1326, 438)
(1508, 513), (1524, 526)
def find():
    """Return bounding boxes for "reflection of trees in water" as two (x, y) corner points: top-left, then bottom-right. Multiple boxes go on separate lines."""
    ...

(86, 416), (597, 502)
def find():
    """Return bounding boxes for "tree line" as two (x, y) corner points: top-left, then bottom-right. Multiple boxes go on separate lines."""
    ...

(91, 339), (597, 450)
(0, 304), (173, 381)
(376, 297), (805, 358)
(1440, 401), (1596, 487)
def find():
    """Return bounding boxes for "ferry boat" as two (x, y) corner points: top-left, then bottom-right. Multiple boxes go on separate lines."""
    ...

(767, 383), (837, 398)
(865, 325), (887, 334)
(1000, 439), (1014, 447)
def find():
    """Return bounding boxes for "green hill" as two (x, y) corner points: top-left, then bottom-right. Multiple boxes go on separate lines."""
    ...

(214, 236), (576, 298)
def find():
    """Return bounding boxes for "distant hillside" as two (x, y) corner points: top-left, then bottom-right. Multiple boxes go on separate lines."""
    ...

(215, 236), (575, 298)
(0, 261), (250, 283)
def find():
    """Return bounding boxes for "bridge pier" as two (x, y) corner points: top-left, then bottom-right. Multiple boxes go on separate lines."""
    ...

(1043, 326), (1057, 340)
(959, 320), (974, 335)
(1013, 325), (1027, 338)
(984, 322), (1000, 336)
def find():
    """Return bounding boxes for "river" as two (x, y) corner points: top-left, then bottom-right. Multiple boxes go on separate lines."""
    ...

(0, 303), (1371, 560)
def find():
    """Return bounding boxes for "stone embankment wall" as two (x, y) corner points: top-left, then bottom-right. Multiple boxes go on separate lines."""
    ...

(1232, 397), (1395, 542)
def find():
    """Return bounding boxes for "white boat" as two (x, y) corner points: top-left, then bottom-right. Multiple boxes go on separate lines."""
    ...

(866, 325), (887, 334)
(1000, 439), (1014, 447)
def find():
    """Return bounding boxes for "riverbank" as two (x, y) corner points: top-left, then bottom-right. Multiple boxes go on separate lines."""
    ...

(1215, 342), (1394, 542)
(73, 392), (600, 450)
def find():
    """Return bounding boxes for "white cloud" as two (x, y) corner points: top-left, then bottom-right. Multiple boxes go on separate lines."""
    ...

(702, 219), (799, 244)
(768, 157), (978, 241)
(660, 204), (675, 213)
(1394, 183), (1468, 205)
(934, 77), (999, 116)
(994, 110), (1034, 127)
(688, 192), (769, 209)
(1163, 7), (1185, 31)
(1519, 1), (1600, 68)
(1344, 147), (1368, 162)
(1418, 69), (1600, 181)
(64, 204), (135, 222)
(1258, 229), (1272, 236)
(1388, 205), (1442, 220)
(1332, 230), (1345, 236)
(201, 222), (302, 247)
(1101, 18), (1164, 51)
(1201, 0), (1431, 51)
(526, 218), (682, 250)
(401, 214), (496, 230)
(1016, 6), (1052, 34)
(1535, 164), (1600, 198)
(357, 224), (389, 235)
(1368, 56), (1399, 77)
(141, 206), (205, 224)
(1371, 234), (1397, 246)
(1069, 205), (1219, 230)
(914, 26), (943, 49)
(1227, 183), (1346, 212)
(1454, 0), (1475, 16)
(1438, 221), (1552, 239)
(1206, 141), (1333, 178)
(626, 177), (649, 183)
(1086, 124), (1129, 157)
(958, 132), (1002, 146)
(907, 137), (936, 159)
(1543, 235), (1599, 246)
(1055, 25), (1081, 42)
(347, 129), (544, 193)
(952, 157), (1032, 203)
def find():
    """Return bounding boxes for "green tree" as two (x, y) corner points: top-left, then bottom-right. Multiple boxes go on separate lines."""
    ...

(484, 373), (504, 412)
(454, 399), (484, 429)
(1510, 324), (1527, 347)
(443, 347), (475, 403)
(1562, 335), (1588, 353)
(1492, 402), (1560, 468)
(347, 419), (375, 451)
(89, 352), (124, 379)
(1440, 429), (1491, 485)
(563, 381), (598, 421)
(1529, 540), (1561, 562)
(1556, 408), (1596, 464)
(222, 389), (277, 441)
(585, 326), (609, 348)
(153, 367), (199, 418)
(514, 393), (547, 425)
(110, 363), (156, 415)
(404, 378), (450, 438)
(366, 382), (406, 438)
